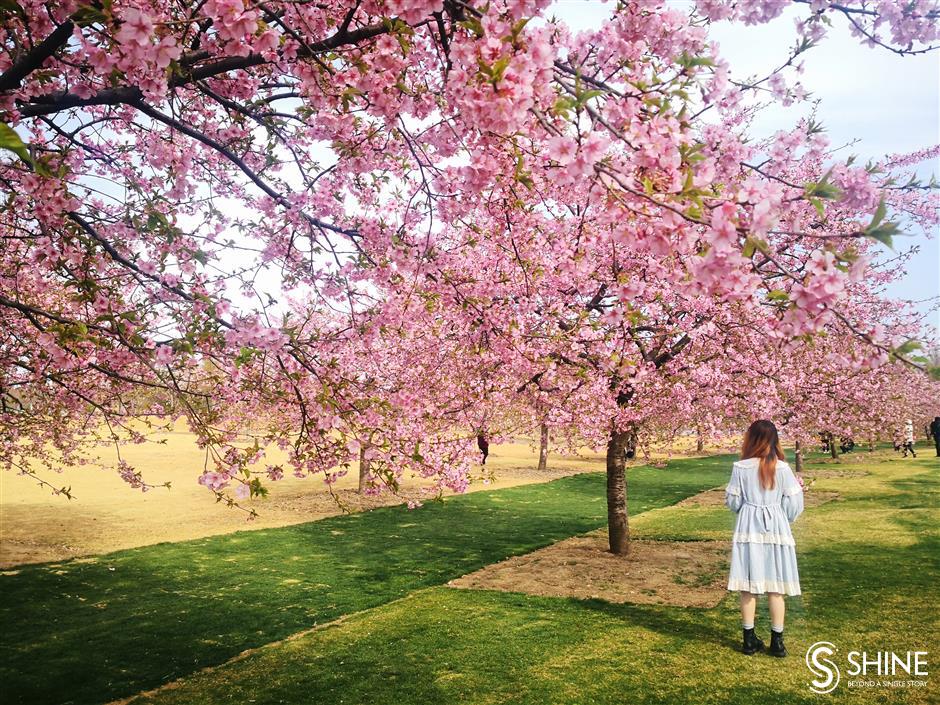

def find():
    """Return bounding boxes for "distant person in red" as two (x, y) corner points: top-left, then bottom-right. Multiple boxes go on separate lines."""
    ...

(477, 431), (490, 465)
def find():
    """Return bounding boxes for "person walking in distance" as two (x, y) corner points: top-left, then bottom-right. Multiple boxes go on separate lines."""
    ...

(477, 430), (490, 465)
(930, 416), (940, 458)
(902, 419), (917, 458)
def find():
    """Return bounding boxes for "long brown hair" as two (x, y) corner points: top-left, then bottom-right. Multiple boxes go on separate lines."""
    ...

(741, 420), (785, 490)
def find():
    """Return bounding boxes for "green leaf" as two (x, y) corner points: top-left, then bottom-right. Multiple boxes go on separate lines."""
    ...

(234, 347), (258, 366)
(248, 477), (268, 499)
(457, 17), (484, 38)
(575, 89), (605, 107)
(508, 17), (529, 42)
(677, 52), (715, 69)
(894, 340), (922, 356)
(804, 168), (841, 204)
(864, 222), (901, 250)
(805, 119), (826, 135)
(862, 198), (901, 249)
(146, 212), (168, 231)
(742, 237), (770, 258)
(684, 202), (703, 221)
(0, 122), (31, 164)
(741, 238), (757, 259)
(804, 180), (841, 201)
(73, 4), (109, 26)
(808, 195), (825, 220)
(867, 196), (887, 231)
(552, 96), (575, 117)
(489, 56), (511, 83)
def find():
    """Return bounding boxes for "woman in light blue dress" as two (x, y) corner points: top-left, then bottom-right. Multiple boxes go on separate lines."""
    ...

(725, 420), (804, 657)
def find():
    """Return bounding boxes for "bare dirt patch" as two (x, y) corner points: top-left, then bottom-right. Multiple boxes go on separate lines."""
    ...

(803, 490), (841, 506)
(804, 469), (868, 479)
(674, 488), (726, 508)
(675, 487), (840, 508)
(448, 534), (730, 608)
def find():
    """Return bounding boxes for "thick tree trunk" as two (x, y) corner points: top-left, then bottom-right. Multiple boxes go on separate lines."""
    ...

(829, 434), (838, 459)
(606, 427), (631, 556)
(794, 440), (804, 474)
(696, 429), (704, 453)
(537, 423), (549, 472)
(358, 446), (371, 494)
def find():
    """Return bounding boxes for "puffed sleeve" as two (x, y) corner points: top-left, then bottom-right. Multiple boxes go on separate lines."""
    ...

(781, 464), (804, 523)
(725, 464), (744, 513)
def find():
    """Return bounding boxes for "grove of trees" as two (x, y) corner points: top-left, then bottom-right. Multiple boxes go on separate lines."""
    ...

(2, 0), (937, 553)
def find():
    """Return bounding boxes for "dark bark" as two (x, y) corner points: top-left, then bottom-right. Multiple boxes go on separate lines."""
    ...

(15, 21), (399, 118)
(606, 426), (632, 556)
(537, 422), (549, 472)
(829, 434), (838, 459)
(794, 440), (804, 474)
(605, 328), (691, 556)
(0, 19), (75, 92)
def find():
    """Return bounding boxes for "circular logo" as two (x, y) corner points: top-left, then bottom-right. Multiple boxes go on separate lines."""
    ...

(806, 641), (841, 694)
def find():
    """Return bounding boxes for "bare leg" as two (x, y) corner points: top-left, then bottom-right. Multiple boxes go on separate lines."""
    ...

(739, 591), (756, 627)
(768, 592), (785, 631)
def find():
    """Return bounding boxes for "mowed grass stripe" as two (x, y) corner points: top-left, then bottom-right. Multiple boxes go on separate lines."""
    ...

(0, 454), (734, 705)
(127, 453), (939, 705)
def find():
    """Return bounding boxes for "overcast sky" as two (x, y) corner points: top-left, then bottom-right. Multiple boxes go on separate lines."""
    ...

(550, 0), (940, 333)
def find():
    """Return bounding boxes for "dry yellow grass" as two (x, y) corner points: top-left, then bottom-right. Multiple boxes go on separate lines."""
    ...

(0, 431), (591, 567)
(0, 426), (716, 568)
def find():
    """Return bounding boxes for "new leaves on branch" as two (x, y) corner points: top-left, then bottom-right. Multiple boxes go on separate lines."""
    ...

(862, 197), (903, 250)
(0, 121), (29, 164)
(0, 0), (937, 513)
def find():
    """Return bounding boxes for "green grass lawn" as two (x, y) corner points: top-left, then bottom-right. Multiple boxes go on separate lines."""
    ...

(0, 454), (737, 705)
(120, 448), (938, 705)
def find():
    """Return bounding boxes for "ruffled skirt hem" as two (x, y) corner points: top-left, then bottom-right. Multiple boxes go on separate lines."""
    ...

(727, 578), (801, 596)
(732, 532), (795, 545)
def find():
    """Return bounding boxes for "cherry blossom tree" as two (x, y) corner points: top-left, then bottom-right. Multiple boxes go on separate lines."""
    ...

(1, 0), (937, 545)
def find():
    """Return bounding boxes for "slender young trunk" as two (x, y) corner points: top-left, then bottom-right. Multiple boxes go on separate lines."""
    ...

(606, 427), (631, 556)
(696, 428), (704, 453)
(794, 440), (804, 474)
(537, 423), (549, 472)
(829, 434), (838, 459)
(358, 446), (371, 494)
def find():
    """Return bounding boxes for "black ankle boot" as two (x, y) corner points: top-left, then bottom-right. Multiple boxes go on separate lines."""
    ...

(769, 630), (787, 657)
(742, 628), (765, 655)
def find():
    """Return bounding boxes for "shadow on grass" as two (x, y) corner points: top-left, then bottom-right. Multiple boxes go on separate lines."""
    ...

(129, 586), (826, 705)
(0, 456), (735, 705)
(126, 456), (938, 705)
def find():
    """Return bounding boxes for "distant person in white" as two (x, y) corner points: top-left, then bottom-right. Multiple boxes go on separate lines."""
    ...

(902, 419), (916, 458)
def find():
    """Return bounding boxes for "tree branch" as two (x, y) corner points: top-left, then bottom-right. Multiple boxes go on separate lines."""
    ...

(0, 18), (75, 92)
